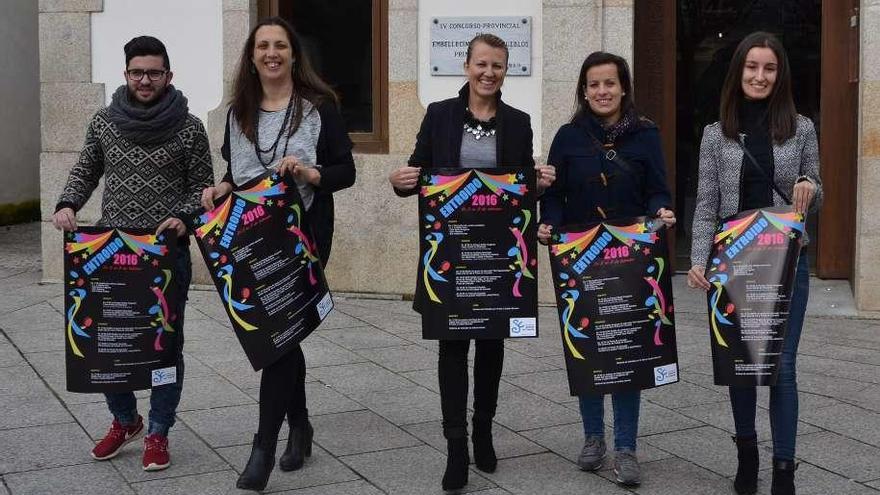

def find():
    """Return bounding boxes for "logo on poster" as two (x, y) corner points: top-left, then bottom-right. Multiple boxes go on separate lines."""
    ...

(151, 366), (177, 387)
(316, 292), (334, 320)
(509, 317), (536, 337)
(653, 363), (678, 386)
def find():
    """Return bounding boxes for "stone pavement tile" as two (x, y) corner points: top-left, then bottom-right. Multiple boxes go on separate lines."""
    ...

(795, 462), (880, 495)
(345, 385), (442, 425)
(354, 344), (437, 372)
(500, 349), (561, 376)
(310, 410), (421, 456)
(480, 452), (629, 495)
(184, 337), (250, 366)
(400, 369), (440, 393)
(800, 403), (880, 447)
(674, 400), (820, 439)
(795, 431), (880, 482)
(0, 341), (25, 367)
(868, 479), (880, 491)
(178, 404), (260, 448)
(0, 366), (70, 430)
(181, 318), (234, 342)
(110, 427), (229, 483)
(303, 382), (364, 416)
(642, 379), (728, 410)
(799, 340), (880, 366)
(493, 383), (582, 431)
(798, 354), (880, 385)
(308, 362), (415, 395)
(273, 480), (384, 495)
(300, 337), (368, 368)
(201, 358), (262, 390)
(319, 307), (377, 330)
(846, 384), (880, 413)
(520, 422), (671, 467)
(644, 425), (772, 478)
(503, 369), (577, 404)
(4, 327), (65, 353)
(4, 462), (135, 495)
(403, 420), (547, 460)
(633, 400), (705, 436)
(797, 370), (872, 400)
(340, 444), (495, 494)
(0, 284), (57, 315)
(319, 326), (411, 350)
(176, 374), (255, 412)
(217, 442), (359, 493)
(596, 457), (729, 495)
(131, 470), (240, 495)
(0, 422), (93, 474)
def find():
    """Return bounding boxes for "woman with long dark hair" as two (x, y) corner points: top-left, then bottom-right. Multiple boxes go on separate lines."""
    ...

(538, 51), (676, 487)
(687, 32), (822, 495)
(201, 16), (355, 491)
(389, 34), (554, 491)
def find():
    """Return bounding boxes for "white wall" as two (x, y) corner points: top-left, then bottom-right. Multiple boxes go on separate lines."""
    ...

(91, 0), (224, 124)
(418, 0), (543, 156)
(0, 0), (40, 205)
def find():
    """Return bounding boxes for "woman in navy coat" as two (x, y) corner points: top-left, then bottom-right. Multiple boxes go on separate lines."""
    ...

(538, 51), (675, 487)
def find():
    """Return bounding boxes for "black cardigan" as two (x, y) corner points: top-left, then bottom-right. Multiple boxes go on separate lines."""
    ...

(400, 84), (535, 313)
(395, 84), (535, 197)
(220, 100), (355, 265)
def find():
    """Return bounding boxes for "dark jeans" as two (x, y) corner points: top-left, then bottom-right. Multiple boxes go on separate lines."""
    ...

(105, 248), (191, 436)
(258, 345), (308, 440)
(438, 339), (504, 439)
(729, 253), (810, 461)
(578, 390), (641, 452)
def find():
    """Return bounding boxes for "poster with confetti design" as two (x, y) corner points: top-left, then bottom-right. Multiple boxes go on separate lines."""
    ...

(64, 227), (180, 393)
(705, 206), (804, 386)
(548, 218), (678, 395)
(193, 171), (332, 371)
(417, 167), (538, 340)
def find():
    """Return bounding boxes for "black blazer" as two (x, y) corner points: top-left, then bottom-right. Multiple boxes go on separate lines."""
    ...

(395, 84), (535, 197)
(399, 84), (535, 314)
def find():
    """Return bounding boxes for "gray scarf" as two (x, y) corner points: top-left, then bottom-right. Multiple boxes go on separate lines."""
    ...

(107, 85), (189, 145)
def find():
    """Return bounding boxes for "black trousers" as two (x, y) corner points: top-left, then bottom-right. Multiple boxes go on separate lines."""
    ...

(257, 344), (308, 440)
(438, 339), (504, 439)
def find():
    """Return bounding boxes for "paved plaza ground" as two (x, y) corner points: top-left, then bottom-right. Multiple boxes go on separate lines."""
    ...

(0, 222), (878, 495)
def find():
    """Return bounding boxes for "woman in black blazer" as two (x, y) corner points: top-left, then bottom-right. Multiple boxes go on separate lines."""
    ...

(389, 34), (554, 491)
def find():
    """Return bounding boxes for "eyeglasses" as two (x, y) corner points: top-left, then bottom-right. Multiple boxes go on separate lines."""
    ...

(126, 69), (167, 81)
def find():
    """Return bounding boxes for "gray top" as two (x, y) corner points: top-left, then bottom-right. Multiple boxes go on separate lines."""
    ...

(228, 99), (321, 210)
(459, 130), (497, 169)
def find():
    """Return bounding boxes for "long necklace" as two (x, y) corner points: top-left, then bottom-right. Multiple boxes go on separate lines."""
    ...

(463, 107), (497, 140)
(254, 92), (295, 167)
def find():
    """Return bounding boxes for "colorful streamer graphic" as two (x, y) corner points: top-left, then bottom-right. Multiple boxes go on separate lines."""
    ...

(714, 211), (761, 244)
(557, 285), (588, 360)
(473, 170), (529, 196)
(550, 225), (603, 257)
(605, 222), (660, 246)
(236, 174), (288, 204)
(213, 262), (257, 331)
(286, 204), (320, 285)
(117, 231), (168, 257)
(421, 214), (449, 303)
(421, 171), (472, 197)
(196, 195), (232, 239)
(507, 209), (536, 297)
(65, 286), (91, 358)
(149, 269), (176, 351)
(644, 257), (673, 345)
(65, 230), (114, 255)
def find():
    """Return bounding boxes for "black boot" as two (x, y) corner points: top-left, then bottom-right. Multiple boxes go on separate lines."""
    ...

(733, 435), (759, 495)
(771, 458), (797, 495)
(279, 419), (313, 472)
(442, 437), (469, 491)
(472, 418), (497, 473)
(237, 434), (277, 491)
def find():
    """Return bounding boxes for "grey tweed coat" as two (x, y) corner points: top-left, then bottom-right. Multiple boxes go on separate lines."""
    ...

(690, 114), (823, 268)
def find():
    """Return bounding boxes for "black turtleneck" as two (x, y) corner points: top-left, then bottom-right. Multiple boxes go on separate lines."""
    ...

(739, 99), (774, 210)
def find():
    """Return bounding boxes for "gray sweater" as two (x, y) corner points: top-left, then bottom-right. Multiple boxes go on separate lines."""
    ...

(690, 114), (823, 268)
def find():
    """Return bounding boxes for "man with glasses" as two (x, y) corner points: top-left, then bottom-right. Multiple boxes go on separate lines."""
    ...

(52, 36), (213, 471)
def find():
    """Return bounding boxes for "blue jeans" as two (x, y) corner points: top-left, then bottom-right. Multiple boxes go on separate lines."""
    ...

(579, 390), (641, 452)
(105, 248), (191, 436)
(729, 252), (810, 461)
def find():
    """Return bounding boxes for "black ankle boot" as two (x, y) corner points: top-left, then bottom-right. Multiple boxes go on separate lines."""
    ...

(237, 434), (277, 491)
(442, 437), (469, 491)
(733, 435), (758, 494)
(279, 419), (313, 472)
(771, 458), (797, 495)
(472, 420), (497, 473)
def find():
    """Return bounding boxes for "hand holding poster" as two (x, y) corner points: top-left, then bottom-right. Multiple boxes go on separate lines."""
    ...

(193, 171), (333, 370)
(64, 228), (180, 393)
(417, 167), (538, 340)
(548, 217), (678, 395)
(705, 206), (804, 386)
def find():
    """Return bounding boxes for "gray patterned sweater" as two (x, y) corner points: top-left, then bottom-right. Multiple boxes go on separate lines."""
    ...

(691, 114), (823, 268)
(56, 108), (214, 229)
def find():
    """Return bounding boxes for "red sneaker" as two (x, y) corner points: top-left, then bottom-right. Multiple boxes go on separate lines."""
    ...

(142, 433), (171, 471)
(91, 415), (144, 460)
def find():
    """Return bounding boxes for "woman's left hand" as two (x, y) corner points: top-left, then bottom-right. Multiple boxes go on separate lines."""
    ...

(792, 179), (816, 215)
(276, 156), (321, 186)
(656, 207), (676, 228)
(535, 164), (556, 193)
